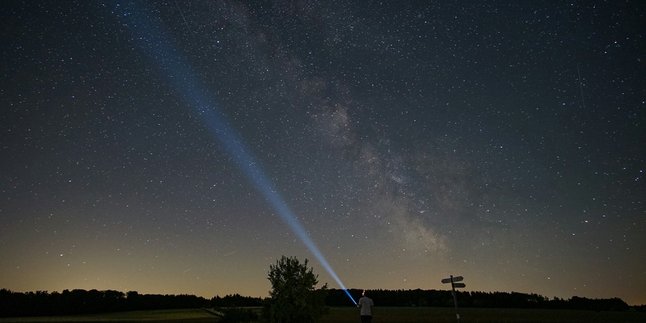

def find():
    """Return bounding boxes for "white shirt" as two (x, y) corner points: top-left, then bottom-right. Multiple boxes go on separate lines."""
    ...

(358, 296), (374, 316)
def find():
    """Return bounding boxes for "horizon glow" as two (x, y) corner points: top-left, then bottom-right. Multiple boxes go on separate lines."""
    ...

(108, 1), (357, 305)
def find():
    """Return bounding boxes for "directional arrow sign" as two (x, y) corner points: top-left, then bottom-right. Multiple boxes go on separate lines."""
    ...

(453, 283), (466, 288)
(441, 276), (464, 284)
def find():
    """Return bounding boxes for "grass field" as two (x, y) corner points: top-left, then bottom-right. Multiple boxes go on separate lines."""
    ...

(0, 309), (217, 322)
(320, 307), (646, 323)
(1, 307), (644, 322)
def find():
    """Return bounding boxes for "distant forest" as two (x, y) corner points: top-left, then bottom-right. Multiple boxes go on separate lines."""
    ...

(0, 288), (638, 317)
(330, 289), (632, 311)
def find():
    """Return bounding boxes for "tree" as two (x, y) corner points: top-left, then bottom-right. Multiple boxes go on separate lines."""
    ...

(264, 256), (328, 323)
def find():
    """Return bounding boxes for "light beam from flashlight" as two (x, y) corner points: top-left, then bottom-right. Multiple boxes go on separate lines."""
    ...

(106, 1), (357, 306)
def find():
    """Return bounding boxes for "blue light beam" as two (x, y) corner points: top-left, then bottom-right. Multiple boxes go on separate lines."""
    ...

(107, 2), (357, 305)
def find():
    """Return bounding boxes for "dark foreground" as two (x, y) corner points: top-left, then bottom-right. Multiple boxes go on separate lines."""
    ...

(1, 307), (644, 323)
(0, 309), (217, 322)
(321, 307), (646, 323)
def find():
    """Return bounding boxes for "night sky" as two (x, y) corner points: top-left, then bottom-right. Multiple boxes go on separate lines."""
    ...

(2, 1), (645, 305)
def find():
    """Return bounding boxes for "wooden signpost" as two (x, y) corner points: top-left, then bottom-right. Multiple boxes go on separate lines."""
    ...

(441, 275), (466, 322)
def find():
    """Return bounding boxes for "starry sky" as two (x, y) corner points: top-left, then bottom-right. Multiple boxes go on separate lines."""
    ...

(2, 0), (645, 305)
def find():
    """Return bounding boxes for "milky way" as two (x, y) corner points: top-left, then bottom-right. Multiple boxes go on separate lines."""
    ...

(1, 1), (645, 304)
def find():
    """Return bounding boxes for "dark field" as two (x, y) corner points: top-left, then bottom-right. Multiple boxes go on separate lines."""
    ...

(0, 309), (217, 322)
(1, 307), (644, 322)
(321, 307), (646, 323)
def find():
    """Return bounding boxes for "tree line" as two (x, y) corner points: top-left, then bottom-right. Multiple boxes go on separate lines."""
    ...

(1, 287), (632, 317)
(327, 288), (630, 311)
(0, 289), (211, 317)
(0, 288), (271, 318)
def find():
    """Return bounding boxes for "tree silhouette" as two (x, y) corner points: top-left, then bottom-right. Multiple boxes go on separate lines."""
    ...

(264, 256), (328, 323)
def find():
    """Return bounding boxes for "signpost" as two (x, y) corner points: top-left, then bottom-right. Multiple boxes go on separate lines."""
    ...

(441, 275), (463, 284)
(441, 275), (466, 323)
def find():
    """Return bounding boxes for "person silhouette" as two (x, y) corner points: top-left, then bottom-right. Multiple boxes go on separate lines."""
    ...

(357, 290), (374, 323)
